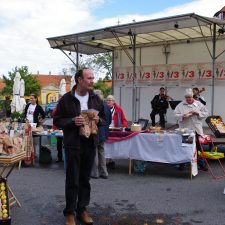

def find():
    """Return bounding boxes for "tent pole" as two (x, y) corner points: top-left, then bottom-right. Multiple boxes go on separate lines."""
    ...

(76, 42), (79, 71)
(132, 34), (136, 123)
(211, 23), (216, 116)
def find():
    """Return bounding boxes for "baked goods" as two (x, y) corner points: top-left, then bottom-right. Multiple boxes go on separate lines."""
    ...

(79, 109), (99, 138)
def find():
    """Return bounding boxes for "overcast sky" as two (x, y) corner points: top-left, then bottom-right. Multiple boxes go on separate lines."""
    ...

(0, 0), (224, 77)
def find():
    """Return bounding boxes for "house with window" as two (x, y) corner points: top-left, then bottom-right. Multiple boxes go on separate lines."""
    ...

(33, 74), (71, 104)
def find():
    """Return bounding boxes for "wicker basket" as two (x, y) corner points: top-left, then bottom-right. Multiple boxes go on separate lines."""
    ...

(131, 124), (141, 132)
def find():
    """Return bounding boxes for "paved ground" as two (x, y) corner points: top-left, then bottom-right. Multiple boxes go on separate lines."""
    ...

(6, 144), (225, 225)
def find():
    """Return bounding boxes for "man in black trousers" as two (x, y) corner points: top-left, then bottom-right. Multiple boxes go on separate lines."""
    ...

(54, 68), (106, 225)
(150, 87), (169, 128)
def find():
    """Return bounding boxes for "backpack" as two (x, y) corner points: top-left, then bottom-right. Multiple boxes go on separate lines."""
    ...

(39, 146), (52, 164)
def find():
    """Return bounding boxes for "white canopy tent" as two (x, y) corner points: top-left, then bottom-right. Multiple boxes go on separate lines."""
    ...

(47, 13), (225, 121)
(59, 78), (67, 97)
(19, 79), (26, 112)
(11, 72), (25, 113)
(70, 76), (75, 90)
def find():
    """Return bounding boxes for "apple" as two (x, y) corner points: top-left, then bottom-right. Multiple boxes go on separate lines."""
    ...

(2, 213), (8, 219)
(0, 186), (5, 191)
(2, 205), (7, 209)
(2, 199), (7, 205)
(2, 209), (7, 214)
(1, 195), (6, 200)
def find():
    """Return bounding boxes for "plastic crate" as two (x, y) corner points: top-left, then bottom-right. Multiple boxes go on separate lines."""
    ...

(0, 178), (10, 224)
(205, 116), (225, 138)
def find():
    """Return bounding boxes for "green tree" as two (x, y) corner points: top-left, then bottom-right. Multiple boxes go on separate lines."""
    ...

(69, 52), (112, 80)
(1, 66), (41, 96)
(93, 79), (111, 98)
(91, 52), (112, 80)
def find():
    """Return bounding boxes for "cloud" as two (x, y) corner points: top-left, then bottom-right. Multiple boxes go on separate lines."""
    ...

(99, 0), (225, 27)
(0, 0), (106, 76)
(0, 0), (224, 77)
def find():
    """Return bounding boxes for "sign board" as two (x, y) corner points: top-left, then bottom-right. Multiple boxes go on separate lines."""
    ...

(113, 61), (225, 87)
(179, 63), (197, 86)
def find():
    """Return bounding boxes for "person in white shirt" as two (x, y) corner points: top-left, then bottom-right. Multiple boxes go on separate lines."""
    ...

(24, 94), (45, 127)
(174, 88), (209, 170)
(174, 88), (209, 136)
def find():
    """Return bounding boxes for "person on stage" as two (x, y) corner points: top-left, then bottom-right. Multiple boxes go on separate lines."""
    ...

(150, 87), (169, 128)
(193, 87), (206, 105)
(54, 68), (106, 225)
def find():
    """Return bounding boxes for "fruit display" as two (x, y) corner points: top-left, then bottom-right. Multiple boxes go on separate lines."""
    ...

(0, 179), (10, 223)
(206, 116), (225, 138)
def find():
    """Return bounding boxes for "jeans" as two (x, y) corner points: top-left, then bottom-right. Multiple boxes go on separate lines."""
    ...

(63, 137), (96, 216)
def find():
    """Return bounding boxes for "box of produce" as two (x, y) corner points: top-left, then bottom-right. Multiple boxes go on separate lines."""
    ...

(0, 179), (11, 225)
(205, 116), (225, 138)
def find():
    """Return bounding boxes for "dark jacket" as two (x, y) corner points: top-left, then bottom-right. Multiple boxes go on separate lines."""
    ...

(151, 95), (169, 111)
(24, 103), (45, 127)
(53, 87), (106, 149)
(98, 103), (112, 142)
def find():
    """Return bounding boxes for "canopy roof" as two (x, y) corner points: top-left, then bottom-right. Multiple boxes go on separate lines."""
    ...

(47, 13), (225, 55)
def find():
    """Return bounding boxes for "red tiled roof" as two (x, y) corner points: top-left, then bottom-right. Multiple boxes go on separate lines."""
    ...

(0, 79), (5, 90)
(33, 74), (72, 92)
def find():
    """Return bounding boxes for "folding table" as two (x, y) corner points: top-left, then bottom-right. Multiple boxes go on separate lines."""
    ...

(0, 151), (26, 207)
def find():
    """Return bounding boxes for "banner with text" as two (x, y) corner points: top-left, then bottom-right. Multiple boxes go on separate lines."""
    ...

(113, 62), (225, 87)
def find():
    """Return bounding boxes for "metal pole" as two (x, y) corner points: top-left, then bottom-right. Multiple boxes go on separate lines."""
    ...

(132, 34), (136, 122)
(211, 23), (216, 115)
(76, 42), (79, 71)
(112, 51), (115, 95)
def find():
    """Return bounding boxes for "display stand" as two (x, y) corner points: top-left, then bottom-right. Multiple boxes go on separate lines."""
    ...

(0, 152), (26, 207)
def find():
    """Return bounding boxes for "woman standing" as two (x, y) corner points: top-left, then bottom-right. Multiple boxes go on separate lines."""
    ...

(23, 94), (45, 166)
(24, 94), (45, 127)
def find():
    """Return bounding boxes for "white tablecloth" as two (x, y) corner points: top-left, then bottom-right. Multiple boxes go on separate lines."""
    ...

(105, 133), (195, 164)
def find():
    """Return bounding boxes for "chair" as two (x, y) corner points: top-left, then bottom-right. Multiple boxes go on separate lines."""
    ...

(198, 136), (225, 179)
(137, 119), (149, 130)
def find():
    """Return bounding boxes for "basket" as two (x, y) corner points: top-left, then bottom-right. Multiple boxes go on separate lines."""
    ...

(131, 124), (141, 132)
(199, 151), (224, 159)
(205, 116), (225, 138)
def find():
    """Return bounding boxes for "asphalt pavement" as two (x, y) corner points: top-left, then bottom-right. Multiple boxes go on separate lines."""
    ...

(6, 144), (225, 225)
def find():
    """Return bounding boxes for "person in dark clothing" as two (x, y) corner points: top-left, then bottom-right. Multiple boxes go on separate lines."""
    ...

(53, 68), (106, 225)
(52, 105), (63, 162)
(24, 94), (45, 127)
(150, 87), (169, 128)
(91, 90), (112, 179)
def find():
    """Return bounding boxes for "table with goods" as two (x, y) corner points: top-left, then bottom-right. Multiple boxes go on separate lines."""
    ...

(0, 121), (29, 225)
(105, 124), (198, 178)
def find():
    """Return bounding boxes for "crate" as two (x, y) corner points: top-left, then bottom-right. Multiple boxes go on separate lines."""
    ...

(206, 116), (225, 138)
(0, 178), (10, 224)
